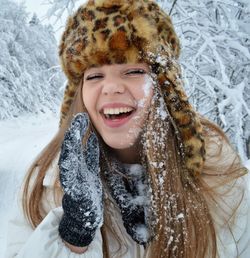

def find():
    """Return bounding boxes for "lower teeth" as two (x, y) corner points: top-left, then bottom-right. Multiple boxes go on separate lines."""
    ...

(105, 112), (132, 120)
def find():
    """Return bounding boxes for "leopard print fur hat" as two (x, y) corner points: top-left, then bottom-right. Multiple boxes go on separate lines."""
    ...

(59, 0), (205, 177)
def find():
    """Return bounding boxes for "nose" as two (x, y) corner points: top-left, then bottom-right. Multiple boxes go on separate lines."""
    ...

(101, 76), (125, 95)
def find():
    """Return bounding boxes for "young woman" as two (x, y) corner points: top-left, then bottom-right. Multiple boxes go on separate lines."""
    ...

(5, 0), (250, 257)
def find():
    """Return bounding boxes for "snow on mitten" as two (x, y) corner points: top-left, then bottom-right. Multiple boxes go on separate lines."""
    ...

(58, 113), (103, 247)
(104, 161), (151, 245)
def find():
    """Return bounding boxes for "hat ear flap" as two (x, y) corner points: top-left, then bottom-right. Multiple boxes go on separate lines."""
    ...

(59, 81), (81, 127)
(157, 65), (206, 177)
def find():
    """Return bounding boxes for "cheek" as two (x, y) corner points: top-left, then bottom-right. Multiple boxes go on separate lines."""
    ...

(136, 83), (154, 110)
(133, 75), (154, 104)
(82, 87), (96, 115)
(130, 87), (153, 130)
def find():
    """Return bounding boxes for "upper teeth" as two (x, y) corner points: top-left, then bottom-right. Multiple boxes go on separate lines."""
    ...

(103, 107), (133, 115)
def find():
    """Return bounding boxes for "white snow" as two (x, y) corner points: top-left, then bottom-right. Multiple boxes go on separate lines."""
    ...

(137, 74), (153, 108)
(176, 213), (184, 220)
(157, 96), (168, 120)
(0, 113), (58, 257)
(143, 74), (153, 97)
(134, 224), (150, 243)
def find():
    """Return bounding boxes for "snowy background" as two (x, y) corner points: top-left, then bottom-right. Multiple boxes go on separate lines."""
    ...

(0, 0), (249, 257)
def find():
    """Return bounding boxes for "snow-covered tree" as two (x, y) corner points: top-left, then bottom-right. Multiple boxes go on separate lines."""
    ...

(0, 0), (64, 120)
(157, 0), (250, 160)
(45, 0), (84, 24)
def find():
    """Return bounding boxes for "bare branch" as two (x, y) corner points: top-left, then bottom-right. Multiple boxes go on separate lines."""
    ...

(169, 0), (178, 15)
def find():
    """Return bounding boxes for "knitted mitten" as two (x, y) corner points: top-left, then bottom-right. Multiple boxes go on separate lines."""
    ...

(58, 113), (103, 247)
(104, 160), (151, 245)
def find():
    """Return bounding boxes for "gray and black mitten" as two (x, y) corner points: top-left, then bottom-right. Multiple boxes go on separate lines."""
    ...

(104, 161), (151, 245)
(58, 113), (103, 247)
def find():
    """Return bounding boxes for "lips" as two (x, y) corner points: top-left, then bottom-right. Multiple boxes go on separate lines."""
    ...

(99, 102), (137, 128)
(101, 111), (135, 128)
(99, 103), (136, 128)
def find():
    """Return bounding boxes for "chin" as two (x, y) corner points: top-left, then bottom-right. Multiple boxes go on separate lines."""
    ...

(102, 136), (137, 150)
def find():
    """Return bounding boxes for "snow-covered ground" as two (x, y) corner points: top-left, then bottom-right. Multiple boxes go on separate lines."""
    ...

(0, 113), (58, 257)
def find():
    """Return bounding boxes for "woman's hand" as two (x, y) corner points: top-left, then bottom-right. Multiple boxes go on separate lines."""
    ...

(58, 113), (103, 248)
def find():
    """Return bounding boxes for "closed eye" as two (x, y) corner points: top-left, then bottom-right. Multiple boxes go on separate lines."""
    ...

(125, 69), (146, 75)
(85, 74), (104, 80)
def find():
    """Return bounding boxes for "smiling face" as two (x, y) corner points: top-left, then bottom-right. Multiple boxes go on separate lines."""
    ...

(82, 63), (153, 163)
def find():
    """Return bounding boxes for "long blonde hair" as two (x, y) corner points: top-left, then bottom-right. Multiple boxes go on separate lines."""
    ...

(22, 81), (247, 258)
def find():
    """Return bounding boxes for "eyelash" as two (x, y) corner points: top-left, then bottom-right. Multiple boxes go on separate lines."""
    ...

(85, 74), (103, 80)
(126, 69), (146, 75)
(86, 69), (146, 80)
